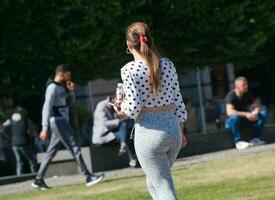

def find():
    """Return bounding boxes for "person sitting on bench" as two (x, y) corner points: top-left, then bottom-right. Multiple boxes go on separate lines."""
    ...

(92, 96), (137, 167)
(225, 76), (267, 150)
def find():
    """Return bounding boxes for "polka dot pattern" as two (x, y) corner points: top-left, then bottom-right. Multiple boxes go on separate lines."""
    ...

(120, 58), (187, 122)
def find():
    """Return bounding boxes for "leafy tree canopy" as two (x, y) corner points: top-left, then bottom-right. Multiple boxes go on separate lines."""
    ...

(0, 0), (274, 98)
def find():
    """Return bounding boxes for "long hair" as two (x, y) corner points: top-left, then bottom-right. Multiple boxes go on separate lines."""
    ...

(126, 22), (160, 94)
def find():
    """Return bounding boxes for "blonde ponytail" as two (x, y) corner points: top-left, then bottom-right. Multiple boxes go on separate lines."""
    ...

(126, 22), (160, 94)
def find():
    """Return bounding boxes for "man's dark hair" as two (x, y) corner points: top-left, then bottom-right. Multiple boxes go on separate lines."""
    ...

(55, 64), (70, 74)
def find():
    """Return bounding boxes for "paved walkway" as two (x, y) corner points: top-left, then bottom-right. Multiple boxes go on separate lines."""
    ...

(1, 143), (275, 196)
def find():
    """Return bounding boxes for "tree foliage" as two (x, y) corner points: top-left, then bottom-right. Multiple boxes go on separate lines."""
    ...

(0, 0), (274, 98)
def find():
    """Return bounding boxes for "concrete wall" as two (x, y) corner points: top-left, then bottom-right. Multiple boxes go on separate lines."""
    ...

(90, 124), (275, 172)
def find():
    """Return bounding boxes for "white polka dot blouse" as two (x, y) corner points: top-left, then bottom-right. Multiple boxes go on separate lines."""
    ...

(120, 57), (187, 122)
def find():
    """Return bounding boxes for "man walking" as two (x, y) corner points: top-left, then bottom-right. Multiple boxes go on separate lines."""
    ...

(32, 65), (103, 190)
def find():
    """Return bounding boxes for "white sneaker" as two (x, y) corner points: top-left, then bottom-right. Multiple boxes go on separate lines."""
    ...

(129, 159), (137, 168)
(235, 141), (250, 150)
(250, 138), (265, 146)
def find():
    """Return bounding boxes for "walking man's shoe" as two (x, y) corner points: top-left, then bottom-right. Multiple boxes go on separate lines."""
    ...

(31, 178), (50, 190)
(86, 173), (104, 187)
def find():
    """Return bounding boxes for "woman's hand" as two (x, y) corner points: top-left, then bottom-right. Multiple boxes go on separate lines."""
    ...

(181, 134), (187, 148)
(180, 122), (187, 148)
(111, 103), (127, 119)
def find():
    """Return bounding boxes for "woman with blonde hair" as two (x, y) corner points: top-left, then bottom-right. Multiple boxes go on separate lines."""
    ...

(112, 22), (187, 199)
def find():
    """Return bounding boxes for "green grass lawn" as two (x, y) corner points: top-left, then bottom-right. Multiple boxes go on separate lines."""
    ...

(2, 150), (275, 200)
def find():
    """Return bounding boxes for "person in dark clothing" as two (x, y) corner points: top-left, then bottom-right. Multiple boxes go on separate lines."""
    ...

(32, 64), (103, 190)
(2, 107), (37, 175)
(204, 99), (224, 131)
(225, 76), (267, 150)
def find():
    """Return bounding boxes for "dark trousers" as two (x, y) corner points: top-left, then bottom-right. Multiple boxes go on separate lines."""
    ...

(13, 145), (37, 175)
(37, 117), (91, 179)
(225, 110), (267, 143)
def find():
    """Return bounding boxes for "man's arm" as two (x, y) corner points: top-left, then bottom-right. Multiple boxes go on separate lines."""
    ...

(41, 84), (55, 131)
(2, 119), (11, 128)
(250, 100), (261, 114)
(226, 104), (249, 118)
(226, 103), (258, 122)
(104, 119), (120, 130)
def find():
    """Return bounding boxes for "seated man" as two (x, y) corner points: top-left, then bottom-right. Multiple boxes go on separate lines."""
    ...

(225, 76), (267, 150)
(92, 96), (137, 167)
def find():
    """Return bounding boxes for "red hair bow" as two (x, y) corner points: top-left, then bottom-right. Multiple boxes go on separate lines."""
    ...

(140, 35), (148, 43)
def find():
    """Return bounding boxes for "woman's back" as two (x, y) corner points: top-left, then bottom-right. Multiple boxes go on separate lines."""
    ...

(121, 57), (187, 122)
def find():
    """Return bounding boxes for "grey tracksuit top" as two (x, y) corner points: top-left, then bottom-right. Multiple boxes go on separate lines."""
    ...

(42, 82), (70, 131)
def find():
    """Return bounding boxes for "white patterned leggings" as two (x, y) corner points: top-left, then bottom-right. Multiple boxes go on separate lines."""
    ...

(135, 109), (182, 200)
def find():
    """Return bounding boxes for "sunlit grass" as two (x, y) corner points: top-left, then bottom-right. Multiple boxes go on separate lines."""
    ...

(2, 150), (275, 200)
